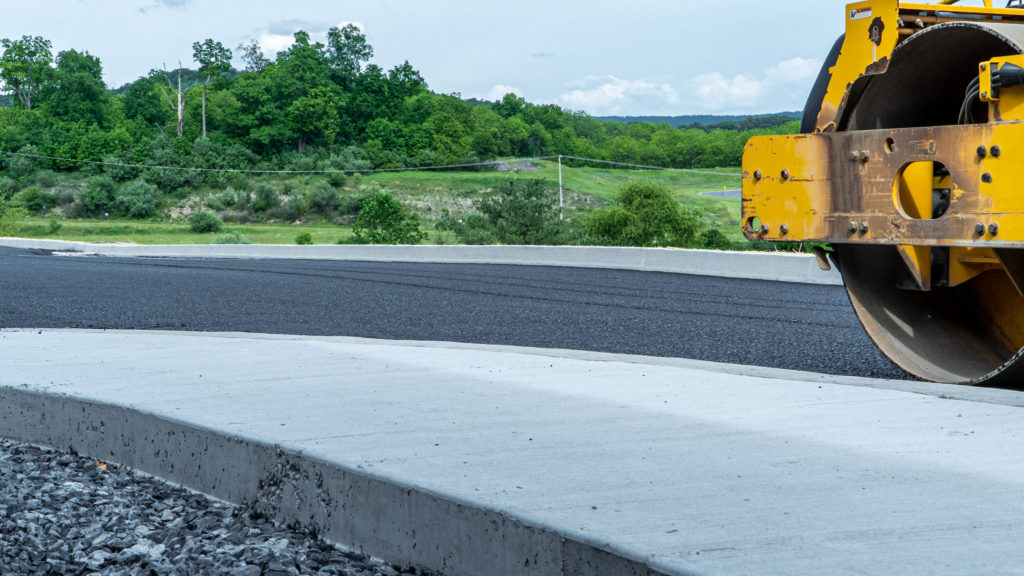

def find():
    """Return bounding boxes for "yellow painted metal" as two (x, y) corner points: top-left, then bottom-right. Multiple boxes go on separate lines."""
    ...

(815, 0), (901, 133)
(980, 55), (1024, 123)
(741, 121), (1024, 246)
(894, 161), (933, 220)
(740, 135), (831, 240)
(937, 0), (993, 7)
(949, 247), (1002, 287)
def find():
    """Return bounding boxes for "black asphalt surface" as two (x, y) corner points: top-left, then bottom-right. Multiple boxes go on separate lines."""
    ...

(0, 246), (907, 379)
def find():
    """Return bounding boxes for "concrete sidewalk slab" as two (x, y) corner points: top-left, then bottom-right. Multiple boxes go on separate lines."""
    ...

(3, 329), (1024, 575)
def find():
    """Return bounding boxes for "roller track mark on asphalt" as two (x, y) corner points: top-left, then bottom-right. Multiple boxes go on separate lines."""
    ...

(52, 256), (856, 328)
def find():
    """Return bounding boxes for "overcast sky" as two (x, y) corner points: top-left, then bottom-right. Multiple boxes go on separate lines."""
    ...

(3, 0), (858, 116)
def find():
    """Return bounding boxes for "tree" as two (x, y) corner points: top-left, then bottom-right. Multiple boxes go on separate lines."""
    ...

(155, 66), (187, 136)
(0, 36), (53, 109)
(192, 38), (232, 137)
(41, 49), (109, 126)
(326, 24), (373, 87)
(236, 40), (269, 73)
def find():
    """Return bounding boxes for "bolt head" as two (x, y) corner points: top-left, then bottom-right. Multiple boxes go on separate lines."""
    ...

(992, 145), (1002, 157)
(976, 223), (986, 235)
(849, 151), (860, 163)
(859, 222), (870, 234)
(760, 224), (770, 235)
(990, 223), (1000, 236)
(981, 63), (988, 71)
(849, 222), (858, 234)
(983, 172), (994, 183)
(780, 169), (790, 181)
(982, 91), (989, 99)
(859, 150), (871, 163)
(978, 146), (988, 158)
(753, 169), (762, 180)
(780, 224), (789, 235)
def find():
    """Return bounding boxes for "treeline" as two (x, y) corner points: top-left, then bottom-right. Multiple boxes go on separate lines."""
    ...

(598, 113), (799, 130)
(0, 31), (797, 182)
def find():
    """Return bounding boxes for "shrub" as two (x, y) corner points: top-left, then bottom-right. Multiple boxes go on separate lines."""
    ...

(80, 175), (116, 215)
(189, 210), (223, 233)
(47, 219), (63, 234)
(0, 176), (18, 200)
(699, 228), (732, 250)
(115, 179), (161, 219)
(252, 181), (279, 212)
(467, 178), (568, 245)
(584, 181), (701, 247)
(102, 154), (141, 182)
(352, 191), (425, 244)
(213, 231), (250, 244)
(295, 231), (313, 245)
(7, 145), (42, 181)
(22, 186), (57, 214)
(265, 197), (302, 221)
(309, 181), (340, 215)
(0, 197), (26, 237)
(34, 170), (57, 188)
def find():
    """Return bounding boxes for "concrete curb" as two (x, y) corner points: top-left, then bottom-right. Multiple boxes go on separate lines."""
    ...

(0, 386), (672, 576)
(0, 238), (843, 286)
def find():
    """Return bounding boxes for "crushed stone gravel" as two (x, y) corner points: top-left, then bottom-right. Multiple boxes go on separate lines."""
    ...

(0, 439), (437, 576)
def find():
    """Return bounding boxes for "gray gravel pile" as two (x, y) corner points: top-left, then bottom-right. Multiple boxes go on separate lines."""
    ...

(0, 440), (434, 576)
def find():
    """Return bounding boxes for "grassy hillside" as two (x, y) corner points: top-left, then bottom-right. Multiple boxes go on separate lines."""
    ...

(9, 161), (745, 246)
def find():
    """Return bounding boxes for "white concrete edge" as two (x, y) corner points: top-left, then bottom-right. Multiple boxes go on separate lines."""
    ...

(8, 328), (1022, 409)
(0, 238), (843, 286)
(1, 381), (677, 576)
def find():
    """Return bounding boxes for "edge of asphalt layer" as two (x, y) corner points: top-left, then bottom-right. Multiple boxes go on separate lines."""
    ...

(0, 238), (844, 286)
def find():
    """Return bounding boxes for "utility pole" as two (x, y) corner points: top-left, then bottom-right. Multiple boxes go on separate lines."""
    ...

(558, 155), (564, 221)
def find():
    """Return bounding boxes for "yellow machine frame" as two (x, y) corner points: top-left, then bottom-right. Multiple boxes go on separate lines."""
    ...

(742, 0), (1024, 292)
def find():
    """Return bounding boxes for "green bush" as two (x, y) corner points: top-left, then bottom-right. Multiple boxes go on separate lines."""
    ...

(80, 175), (116, 215)
(0, 197), (26, 237)
(189, 210), (223, 233)
(352, 191), (425, 244)
(309, 181), (340, 215)
(213, 231), (250, 244)
(252, 181), (279, 212)
(21, 186), (57, 214)
(0, 176), (18, 200)
(102, 154), (141, 182)
(47, 219), (63, 234)
(699, 228), (732, 250)
(115, 179), (161, 219)
(34, 170), (57, 188)
(585, 181), (700, 247)
(448, 178), (568, 245)
(295, 231), (313, 245)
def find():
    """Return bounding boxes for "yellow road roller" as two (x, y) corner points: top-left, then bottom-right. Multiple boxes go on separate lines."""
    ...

(742, 0), (1024, 385)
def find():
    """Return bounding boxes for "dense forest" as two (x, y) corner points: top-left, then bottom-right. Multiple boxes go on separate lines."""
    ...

(0, 29), (798, 178)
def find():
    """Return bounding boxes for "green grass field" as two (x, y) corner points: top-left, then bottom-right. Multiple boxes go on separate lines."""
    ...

(11, 160), (744, 245)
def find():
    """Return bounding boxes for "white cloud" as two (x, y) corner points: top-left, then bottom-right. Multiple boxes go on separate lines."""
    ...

(689, 57), (820, 113)
(480, 84), (523, 102)
(257, 33), (295, 57)
(256, 21), (369, 59)
(556, 76), (679, 116)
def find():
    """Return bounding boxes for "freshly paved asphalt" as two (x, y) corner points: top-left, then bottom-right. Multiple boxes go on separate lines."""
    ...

(0, 246), (906, 379)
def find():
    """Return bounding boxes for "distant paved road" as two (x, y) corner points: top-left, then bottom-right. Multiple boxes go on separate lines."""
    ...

(0, 247), (906, 380)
